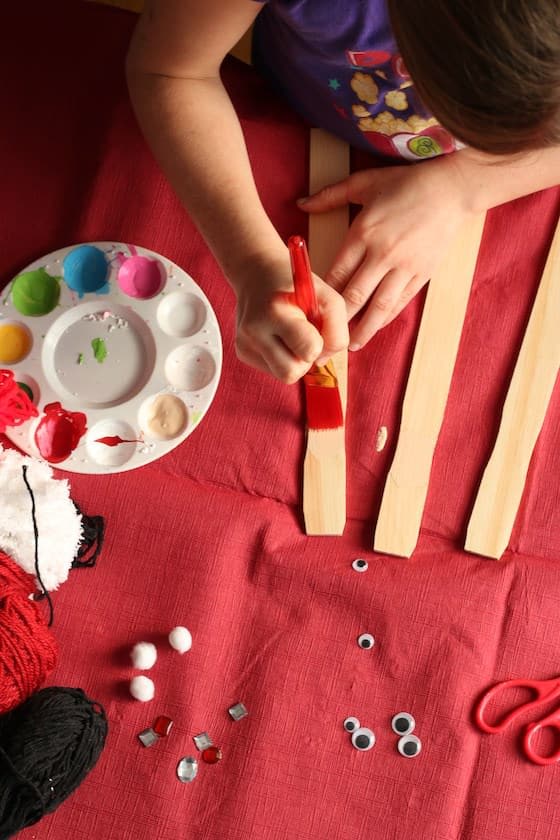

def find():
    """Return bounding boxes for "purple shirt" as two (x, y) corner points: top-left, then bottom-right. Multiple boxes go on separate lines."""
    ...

(253, 0), (459, 160)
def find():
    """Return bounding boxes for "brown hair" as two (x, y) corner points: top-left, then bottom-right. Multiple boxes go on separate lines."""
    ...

(387, 0), (560, 155)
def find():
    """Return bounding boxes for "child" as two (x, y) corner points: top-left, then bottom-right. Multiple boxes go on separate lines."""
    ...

(126, 0), (560, 382)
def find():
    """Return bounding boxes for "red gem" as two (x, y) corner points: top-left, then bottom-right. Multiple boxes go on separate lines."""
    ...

(153, 716), (173, 737)
(201, 746), (223, 765)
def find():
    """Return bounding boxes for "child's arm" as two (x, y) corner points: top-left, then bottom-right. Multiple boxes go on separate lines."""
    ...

(126, 0), (348, 382)
(299, 146), (560, 349)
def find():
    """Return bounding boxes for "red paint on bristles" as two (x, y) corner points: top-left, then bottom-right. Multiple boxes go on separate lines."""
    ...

(287, 235), (344, 431)
(304, 380), (344, 430)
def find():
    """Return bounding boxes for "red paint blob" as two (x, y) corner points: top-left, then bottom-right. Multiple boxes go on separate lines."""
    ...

(34, 402), (87, 463)
(95, 435), (141, 447)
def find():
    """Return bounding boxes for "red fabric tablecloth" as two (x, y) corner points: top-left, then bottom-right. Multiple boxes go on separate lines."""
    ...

(3, 3), (560, 839)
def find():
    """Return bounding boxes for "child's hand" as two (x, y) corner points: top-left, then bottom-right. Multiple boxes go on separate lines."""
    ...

(233, 255), (349, 383)
(297, 155), (473, 349)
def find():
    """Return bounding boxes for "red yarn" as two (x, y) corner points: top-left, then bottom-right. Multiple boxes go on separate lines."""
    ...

(0, 369), (38, 433)
(0, 550), (57, 714)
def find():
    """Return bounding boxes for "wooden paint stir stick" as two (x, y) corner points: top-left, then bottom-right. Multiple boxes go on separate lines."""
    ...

(374, 214), (486, 557)
(465, 215), (560, 559)
(302, 129), (349, 535)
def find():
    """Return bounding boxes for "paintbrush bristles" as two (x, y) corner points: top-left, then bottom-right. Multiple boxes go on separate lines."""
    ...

(304, 384), (344, 430)
(288, 235), (344, 431)
(304, 360), (344, 430)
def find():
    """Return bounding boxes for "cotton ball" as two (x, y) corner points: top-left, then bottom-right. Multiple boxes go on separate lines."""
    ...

(130, 641), (157, 670)
(168, 626), (192, 654)
(129, 675), (155, 702)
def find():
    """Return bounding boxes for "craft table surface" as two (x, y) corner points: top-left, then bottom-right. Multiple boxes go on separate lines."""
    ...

(3, 3), (560, 839)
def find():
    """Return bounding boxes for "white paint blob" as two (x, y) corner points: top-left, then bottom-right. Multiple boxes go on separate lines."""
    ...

(164, 345), (216, 391)
(156, 291), (207, 337)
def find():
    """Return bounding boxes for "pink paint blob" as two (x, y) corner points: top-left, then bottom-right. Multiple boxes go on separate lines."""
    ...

(116, 255), (165, 299)
(34, 402), (87, 463)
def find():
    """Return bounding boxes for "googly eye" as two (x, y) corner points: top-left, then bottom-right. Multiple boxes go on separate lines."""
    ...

(357, 633), (375, 650)
(352, 558), (368, 572)
(351, 727), (376, 751)
(343, 716), (360, 733)
(391, 712), (415, 736)
(397, 734), (422, 758)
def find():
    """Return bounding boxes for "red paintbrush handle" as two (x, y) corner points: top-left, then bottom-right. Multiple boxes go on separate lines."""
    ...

(288, 235), (321, 329)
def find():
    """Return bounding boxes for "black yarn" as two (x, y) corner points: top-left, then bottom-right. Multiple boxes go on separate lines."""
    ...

(71, 503), (105, 569)
(0, 687), (108, 840)
(21, 466), (54, 628)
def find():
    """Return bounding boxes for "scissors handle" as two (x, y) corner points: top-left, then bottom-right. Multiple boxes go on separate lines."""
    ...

(524, 717), (560, 765)
(474, 677), (560, 734)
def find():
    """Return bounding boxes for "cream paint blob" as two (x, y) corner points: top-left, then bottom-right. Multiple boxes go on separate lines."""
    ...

(144, 394), (188, 440)
(376, 426), (388, 452)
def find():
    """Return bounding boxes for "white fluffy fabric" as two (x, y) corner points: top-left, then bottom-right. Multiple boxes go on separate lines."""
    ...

(0, 445), (83, 590)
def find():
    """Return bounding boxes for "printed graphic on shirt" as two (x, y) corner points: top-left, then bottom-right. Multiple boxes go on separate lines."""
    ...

(329, 49), (459, 160)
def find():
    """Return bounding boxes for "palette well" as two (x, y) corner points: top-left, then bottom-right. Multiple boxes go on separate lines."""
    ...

(0, 242), (222, 473)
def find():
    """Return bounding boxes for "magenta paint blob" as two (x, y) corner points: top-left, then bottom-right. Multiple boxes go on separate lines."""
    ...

(34, 402), (87, 463)
(116, 255), (165, 300)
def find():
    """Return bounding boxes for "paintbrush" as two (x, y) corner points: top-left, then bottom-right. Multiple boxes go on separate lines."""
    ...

(288, 235), (344, 430)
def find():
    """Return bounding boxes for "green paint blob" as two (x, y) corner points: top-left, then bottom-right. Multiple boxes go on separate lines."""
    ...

(91, 337), (107, 363)
(12, 268), (61, 316)
(16, 381), (34, 401)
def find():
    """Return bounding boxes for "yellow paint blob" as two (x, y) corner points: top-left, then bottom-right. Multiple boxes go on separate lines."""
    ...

(146, 394), (188, 440)
(0, 322), (32, 364)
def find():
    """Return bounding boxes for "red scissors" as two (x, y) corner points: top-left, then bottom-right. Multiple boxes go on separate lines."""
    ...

(474, 676), (560, 765)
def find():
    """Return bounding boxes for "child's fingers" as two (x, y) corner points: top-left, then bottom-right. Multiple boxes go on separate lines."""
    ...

(323, 239), (367, 294)
(297, 170), (373, 213)
(235, 284), (347, 382)
(235, 343), (275, 378)
(333, 255), (388, 322)
(297, 178), (352, 213)
(316, 286), (349, 362)
(348, 267), (412, 347)
(269, 286), (348, 373)
(260, 339), (313, 384)
(375, 276), (428, 333)
(237, 336), (307, 383)
(273, 316), (323, 366)
(237, 319), (319, 383)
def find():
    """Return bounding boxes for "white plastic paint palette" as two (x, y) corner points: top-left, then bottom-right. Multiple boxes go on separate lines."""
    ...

(0, 242), (222, 473)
